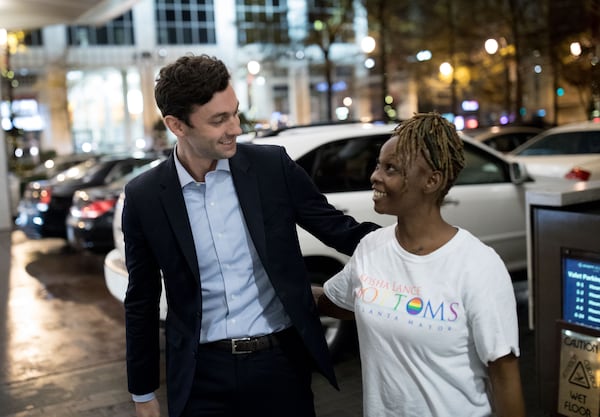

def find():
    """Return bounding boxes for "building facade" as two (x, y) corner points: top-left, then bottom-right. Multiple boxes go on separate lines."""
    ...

(2, 0), (587, 160)
(3, 0), (380, 157)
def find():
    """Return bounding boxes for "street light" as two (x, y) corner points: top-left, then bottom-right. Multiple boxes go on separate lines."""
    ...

(485, 37), (512, 122)
(246, 60), (260, 115)
(484, 38), (499, 55)
(439, 62), (454, 78)
(361, 36), (376, 54)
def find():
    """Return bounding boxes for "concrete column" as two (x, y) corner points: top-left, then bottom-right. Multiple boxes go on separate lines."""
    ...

(40, 26), (72, 155)
(132, 0), (161, 144)
(0, 101), (12, 230)
(38, 66), (72, 155)
(289, 61), (311, 125)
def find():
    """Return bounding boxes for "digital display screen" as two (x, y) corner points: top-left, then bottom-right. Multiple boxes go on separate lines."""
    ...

(562, 248), (600, 329)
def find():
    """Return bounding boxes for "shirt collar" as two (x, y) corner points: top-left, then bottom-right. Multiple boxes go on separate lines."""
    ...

(173, 144), (231, 188)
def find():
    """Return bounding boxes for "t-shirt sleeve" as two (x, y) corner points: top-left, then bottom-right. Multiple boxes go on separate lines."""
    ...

(323, 252), (359, 312)
(466, 248), (521, 364)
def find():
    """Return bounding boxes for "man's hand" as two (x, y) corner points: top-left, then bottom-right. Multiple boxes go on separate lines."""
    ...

(135, 398), (161, 417)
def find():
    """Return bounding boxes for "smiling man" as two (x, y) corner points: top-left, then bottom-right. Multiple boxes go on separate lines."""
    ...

(121, 54), (379, 417)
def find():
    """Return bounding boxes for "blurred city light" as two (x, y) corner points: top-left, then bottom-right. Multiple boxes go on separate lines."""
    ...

(361, 36), (376, 54)
(416, 50), (432, 62)
(570, 42), (582, 57)
(247, 60), (261, 75)
(439, 62), (453, 76)
(484, 38), (499, 55)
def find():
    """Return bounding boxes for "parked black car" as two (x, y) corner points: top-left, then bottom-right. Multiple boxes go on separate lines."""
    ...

(17, 153), (102, 195)
(65, 158), (163, 253)
(15, 154), (158, 239)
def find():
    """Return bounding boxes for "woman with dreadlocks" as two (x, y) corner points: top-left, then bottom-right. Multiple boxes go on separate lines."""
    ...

(315, 112), (526, 417)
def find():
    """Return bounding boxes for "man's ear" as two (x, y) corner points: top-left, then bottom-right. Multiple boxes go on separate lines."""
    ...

(163, 115), (185, 137)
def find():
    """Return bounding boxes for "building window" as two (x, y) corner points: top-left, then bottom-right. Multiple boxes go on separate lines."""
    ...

(155, 0), (216, 45)
(22, 30), (43, 47)
(236, 0), (289, 45)
(67, 11), (135, 46)
(306, 0), (354, 42)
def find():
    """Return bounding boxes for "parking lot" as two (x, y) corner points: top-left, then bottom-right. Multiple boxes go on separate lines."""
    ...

(0, 229), (546, 416)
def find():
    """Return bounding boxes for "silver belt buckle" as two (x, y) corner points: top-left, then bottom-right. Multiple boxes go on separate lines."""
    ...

(231, 337), (252, 354)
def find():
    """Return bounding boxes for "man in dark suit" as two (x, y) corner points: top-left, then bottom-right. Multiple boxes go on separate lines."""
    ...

(123, 54), (379, 417)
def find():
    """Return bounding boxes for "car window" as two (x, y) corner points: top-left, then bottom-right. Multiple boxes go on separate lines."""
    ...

(104, 160), (150, 184)
(455, 143), (507, 185)
(485, 132), (538, 153)
(516, 131), (600, 155)
(111, 159), (161, 187)
(296, 134), (390, 193)
(62, 159), (101, 180)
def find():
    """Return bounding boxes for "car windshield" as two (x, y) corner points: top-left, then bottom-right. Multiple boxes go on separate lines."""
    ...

(110, 159), (162, 187)
(515, 131), (600, 156)
(54, 159), (101, 181)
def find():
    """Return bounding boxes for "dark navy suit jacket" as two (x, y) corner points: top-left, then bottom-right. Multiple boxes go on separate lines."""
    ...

(122, 143), (379, 417)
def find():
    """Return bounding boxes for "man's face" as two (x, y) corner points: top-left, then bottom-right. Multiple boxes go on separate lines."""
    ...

(178, 84), (243, 162)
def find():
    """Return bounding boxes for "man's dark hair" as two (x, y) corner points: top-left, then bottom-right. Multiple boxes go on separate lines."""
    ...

(154, 54), (231, 126)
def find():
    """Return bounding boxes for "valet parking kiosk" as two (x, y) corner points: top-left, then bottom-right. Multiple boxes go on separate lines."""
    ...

(527, 180), (600, 417)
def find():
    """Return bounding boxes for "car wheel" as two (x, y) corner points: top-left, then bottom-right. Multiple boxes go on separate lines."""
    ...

(309, 272), (355, 359)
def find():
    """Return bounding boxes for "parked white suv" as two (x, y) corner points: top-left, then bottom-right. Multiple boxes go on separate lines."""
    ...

(105, 122), (529, 356)
(509, 120), (600, 182)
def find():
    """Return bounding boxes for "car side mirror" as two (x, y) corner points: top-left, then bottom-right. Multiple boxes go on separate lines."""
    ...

(509, 161), (527, 184)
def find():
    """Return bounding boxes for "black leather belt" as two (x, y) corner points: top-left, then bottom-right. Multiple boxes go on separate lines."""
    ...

(201, 329), (289, 354)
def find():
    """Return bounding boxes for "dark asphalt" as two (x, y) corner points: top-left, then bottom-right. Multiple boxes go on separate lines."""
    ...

(0, 230), (548, 416)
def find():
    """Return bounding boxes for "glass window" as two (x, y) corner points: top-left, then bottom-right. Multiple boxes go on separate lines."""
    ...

(306, 0), (355, 42)
(455, 143), (507, 185)
(484, 132), (539, 153)
(155, 0), (216, 45)
(296, 134), (389, 193)
(236, 0), (289, 45)
(22, 30), (43, 47)
(517, 131), (600, 156)
(67, 11), (134, 46)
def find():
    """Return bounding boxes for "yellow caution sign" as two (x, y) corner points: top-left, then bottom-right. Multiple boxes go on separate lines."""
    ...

(558, 328), (600, 417)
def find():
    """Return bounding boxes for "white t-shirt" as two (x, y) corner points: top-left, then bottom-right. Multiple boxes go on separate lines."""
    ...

(324, 225), (520, 417)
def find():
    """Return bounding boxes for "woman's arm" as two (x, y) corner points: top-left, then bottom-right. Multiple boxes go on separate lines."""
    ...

(312, 285), (355, 320)
(488, 353), (526, 417)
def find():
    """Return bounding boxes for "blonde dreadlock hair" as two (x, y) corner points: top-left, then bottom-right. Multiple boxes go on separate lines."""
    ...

(392, 112), (465, 205)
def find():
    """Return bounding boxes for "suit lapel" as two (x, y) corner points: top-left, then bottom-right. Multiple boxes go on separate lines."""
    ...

(158, 156), (201, 282)
(230, 149), (268, 263)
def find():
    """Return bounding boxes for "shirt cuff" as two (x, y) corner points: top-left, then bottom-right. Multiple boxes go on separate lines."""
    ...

(132, 392), (155, 403)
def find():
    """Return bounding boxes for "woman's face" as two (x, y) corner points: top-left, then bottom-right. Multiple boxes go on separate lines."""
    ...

(370, 136), (435, 216)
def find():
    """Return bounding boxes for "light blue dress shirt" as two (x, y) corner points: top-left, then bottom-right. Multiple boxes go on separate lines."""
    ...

(173, 152), (292, 343)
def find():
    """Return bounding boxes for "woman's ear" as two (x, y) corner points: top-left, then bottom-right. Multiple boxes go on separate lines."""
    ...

(424, 170), (444, 195)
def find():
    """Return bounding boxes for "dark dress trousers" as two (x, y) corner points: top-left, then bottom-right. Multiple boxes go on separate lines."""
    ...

(122, 143), (379, 417)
